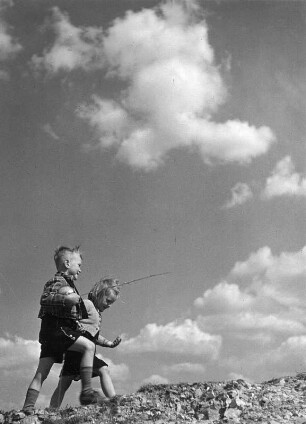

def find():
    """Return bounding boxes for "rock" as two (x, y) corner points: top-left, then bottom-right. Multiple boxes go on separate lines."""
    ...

(20, 417), (40, 424)
(4, 374), (306, 423)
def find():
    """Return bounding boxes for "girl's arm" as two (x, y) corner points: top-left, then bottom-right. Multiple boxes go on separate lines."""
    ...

(96, 335), (122, 348)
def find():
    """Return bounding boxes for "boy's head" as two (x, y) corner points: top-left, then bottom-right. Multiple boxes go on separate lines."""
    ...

(88, 277), (120, 312)
(54, 246), (82, 280)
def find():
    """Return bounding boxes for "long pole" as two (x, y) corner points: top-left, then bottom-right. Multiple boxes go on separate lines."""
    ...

(112, 272), (171, 288)
(81, 272), (171, 297)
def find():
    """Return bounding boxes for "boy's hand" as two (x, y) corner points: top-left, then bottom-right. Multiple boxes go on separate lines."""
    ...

(109, 336), (122, 348)
(57, 286), (80, 306)
(63, 292), (81, 307)
(58, 287), (74, 295)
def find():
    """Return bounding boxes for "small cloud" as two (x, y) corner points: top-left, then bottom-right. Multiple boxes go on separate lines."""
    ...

(31, 7), (104, 73)
(194, 281), (254, 313)
(262, 156), (306, 198)
(42, 123), (60, 141)
(0, 334), (39, 368)
(142, 374), (169, 385)
(96, 354), (130, 382)
(163, 362), (206, 375)
(0, 0), (22, 66)
(223, 182), (253, 209)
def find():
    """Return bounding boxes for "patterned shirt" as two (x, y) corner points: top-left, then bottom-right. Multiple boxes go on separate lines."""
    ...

(38, 273), (88, 320)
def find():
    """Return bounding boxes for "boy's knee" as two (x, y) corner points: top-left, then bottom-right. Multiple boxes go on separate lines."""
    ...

(80, 337), (95, 353)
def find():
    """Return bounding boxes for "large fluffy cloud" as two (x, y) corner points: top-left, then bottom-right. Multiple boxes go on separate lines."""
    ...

(33, 1), (275, 170)
(120, 318), (221, 359)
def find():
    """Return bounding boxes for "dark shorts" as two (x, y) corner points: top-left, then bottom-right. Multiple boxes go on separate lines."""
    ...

(62, 351), (108, 380)
(39, 316), (84, 363)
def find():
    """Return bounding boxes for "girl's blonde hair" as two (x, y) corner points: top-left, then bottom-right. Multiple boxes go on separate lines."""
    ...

(88, 277), (120, 310)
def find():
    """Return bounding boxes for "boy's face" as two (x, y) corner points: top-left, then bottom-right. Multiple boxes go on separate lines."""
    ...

(65, 252), (82, 280)
(98, 291), (117, 312)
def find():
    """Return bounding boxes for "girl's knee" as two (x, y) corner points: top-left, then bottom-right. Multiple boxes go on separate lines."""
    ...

(98, 366), (109, 377)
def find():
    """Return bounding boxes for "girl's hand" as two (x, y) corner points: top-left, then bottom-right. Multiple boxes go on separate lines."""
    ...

(110, 336), (122, 348)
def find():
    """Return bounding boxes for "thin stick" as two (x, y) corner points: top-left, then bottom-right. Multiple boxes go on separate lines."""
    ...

(80, 272), (171, 297)
(113, 272), (171, 288)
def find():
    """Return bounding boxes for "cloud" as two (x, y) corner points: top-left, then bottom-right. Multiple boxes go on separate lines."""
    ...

(81, 1), (275, 170)
(194, 281), (254, 313)
(120, 318), (222, 359)
(223, 182), (253, 209)
(193, 245), (306, 380)
(0, 0), (22, 77)
(31, 7), (104, 73)
(196, 246), (306, 316)
(0, 334), (40, 368)
(96, 354), (130, 382)
(142, 374), (169, 385)
(262, 156), (306, 198)
(162, 362), (206, 375)
(42, 123), (60, 141)
(33, 2), (275, 170)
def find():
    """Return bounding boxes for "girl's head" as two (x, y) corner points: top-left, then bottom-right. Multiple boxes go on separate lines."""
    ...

(88, 277), (120, 312)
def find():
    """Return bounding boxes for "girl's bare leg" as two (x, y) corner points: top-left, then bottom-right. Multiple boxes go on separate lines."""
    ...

(98, 366), (116, 398)
(49, 376), (73, 408)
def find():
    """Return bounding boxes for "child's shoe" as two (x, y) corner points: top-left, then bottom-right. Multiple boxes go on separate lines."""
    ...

(79, 389), (103, 405)
(22, 405), (35, 416)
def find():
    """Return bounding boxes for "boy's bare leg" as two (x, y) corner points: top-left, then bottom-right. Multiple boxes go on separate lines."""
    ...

(23, 357), (54, 413)
(49, 376), (73, 409)
(68, 336), (103, 405)
(98, 367), (116, 399)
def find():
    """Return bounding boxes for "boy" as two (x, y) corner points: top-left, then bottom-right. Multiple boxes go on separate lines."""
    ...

(50, 278), (122, 408)
(23, 246), (104, 415)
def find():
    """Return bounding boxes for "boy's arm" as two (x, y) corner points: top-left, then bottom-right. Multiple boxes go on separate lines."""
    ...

(40, 280), (81, 308)
(96, 335), (121, 348)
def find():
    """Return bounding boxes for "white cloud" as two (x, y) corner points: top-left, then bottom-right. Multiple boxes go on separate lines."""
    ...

(34, 2), (275, 170)
(0, 334), (39, 368)
(193, 245), (306, 381)
(0, 0), (22, 69)
(95, 354), (130, 382)
(120, 319), (222, 359)
(223, 182), (253, 209)
(163, 362), (206, 375)
(81, 2), (275, 170)
(31, 7), (104, 73)
(142, 374), (169, 385)
(194, 281), (254, 313)
(262, 156), (306, 198)
(42, 123), (60, 141)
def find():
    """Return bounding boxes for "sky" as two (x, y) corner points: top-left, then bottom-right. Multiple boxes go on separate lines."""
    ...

(0, 0), (306, 411)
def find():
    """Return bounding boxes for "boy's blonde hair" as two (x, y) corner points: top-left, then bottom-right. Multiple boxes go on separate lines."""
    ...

(88, 277), (120, 310)
(54, 245), (82, 270)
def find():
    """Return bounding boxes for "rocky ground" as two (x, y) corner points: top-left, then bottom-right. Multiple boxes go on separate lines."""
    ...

(3, 374), (306, 423)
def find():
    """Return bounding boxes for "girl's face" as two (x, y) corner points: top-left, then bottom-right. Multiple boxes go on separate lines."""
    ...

(98, 290), (117, 312)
